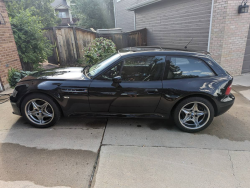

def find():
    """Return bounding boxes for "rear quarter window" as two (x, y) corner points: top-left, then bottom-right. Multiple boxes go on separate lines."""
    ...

(166, 56), (215, 79)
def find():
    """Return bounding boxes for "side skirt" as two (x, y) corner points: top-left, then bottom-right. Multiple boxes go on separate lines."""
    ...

(68, 112), (169, 119)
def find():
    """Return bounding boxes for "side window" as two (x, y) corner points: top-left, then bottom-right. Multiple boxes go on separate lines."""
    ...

(166, 56), (215, 79)
(97, 63), (122, 80)
(121, 56), (166, 81)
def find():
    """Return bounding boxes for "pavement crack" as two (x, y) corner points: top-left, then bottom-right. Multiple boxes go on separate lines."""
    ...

(88, 118), (108, 188)
(228, 150), (241, 188)
(101, 144), (250, 152)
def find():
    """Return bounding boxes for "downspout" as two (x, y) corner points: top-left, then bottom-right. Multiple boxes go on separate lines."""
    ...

(66, 0), (72, 23)
(134, 11), (136, 30)
(113, 0), (117, 27)
(0, 77), (3, 92)
(69, 10), (73, 23)
(207, 0), (214, 52)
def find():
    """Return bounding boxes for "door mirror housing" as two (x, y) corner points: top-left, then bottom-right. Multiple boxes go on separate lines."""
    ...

(112, 76), (122, 83)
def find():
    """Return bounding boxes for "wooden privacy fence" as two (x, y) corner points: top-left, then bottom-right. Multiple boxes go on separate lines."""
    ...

(44, 27), (96, 66)
(44, 27), (147, 66)
(98, 28), (147, 51)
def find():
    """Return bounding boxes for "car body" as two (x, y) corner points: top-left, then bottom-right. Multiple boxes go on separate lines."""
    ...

(10, 48), (235, 132)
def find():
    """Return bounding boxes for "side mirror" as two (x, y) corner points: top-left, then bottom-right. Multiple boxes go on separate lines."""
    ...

(112, 76), (122, 83)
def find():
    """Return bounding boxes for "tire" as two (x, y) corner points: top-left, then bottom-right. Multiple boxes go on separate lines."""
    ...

(173, 97), (214, 133)
(21, 93), (61, 128)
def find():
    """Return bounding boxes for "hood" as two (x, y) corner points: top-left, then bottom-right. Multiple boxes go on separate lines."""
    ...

(20, 67), (89, 82)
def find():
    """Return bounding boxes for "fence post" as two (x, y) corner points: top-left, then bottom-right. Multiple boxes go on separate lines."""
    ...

(123, 33), (129, 48)
(73, 27), (80, 59)
(143, 28), (147, 46)
(52, 27), (63, 65)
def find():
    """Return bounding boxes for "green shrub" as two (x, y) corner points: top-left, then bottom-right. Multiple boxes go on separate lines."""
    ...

(10, 10), (53, 71)
(7, 68), (36, 88)
(75, 59), (86, 66)
(83, 37), (116, 65)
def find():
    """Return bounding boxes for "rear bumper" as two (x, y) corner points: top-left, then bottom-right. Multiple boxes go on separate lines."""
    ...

(216, 93), (235, 116)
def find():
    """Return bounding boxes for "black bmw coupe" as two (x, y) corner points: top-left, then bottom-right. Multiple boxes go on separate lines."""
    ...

(10, 47), (235, 132)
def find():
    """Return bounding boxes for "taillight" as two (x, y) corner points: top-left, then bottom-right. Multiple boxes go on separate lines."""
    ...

(225, 84), (232, 95)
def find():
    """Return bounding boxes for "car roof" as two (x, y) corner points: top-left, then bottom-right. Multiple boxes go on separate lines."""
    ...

(118, 46), (210, 58)
(117, 47), (229, 76)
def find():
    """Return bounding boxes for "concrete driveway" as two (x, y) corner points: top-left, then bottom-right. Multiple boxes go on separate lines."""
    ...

(92, 91), (250, 188)
(0, 80), (250, 188)
(0, 90), (106, 188)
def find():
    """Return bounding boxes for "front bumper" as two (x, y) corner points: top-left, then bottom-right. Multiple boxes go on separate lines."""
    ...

(10, 95), (22, 116)
(216, 93), (235, 116)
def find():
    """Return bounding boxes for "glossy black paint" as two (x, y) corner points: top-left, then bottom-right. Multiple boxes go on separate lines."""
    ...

(10, 50), (235, 119)
(89, 80), (162, 113)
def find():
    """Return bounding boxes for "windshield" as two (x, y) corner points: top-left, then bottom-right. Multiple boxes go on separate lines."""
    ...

(87, 53), (121, 77)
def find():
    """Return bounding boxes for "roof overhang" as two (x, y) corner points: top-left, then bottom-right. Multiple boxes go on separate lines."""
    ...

(54, 4), (70, 9)
(127, 0), (162, 11)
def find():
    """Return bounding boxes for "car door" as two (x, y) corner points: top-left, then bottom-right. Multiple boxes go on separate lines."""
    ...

(88, 55), (166, 113)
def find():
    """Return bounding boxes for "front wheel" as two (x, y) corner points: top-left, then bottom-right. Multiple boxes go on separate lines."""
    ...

(21, 93), (61, 128)
(173, 97), (214, 133)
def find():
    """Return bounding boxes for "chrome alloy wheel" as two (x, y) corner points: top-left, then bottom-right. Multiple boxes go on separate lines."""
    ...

(179, 102), (210, 130)
(25, 98), (54, 125)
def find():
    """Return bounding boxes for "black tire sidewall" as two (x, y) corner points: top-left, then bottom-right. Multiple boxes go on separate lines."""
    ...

(174, 97), (214, 133)
(21, 93), (61, 128)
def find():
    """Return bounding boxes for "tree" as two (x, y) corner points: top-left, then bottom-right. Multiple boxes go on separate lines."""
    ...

(6, 0), (60, 28)
(10, 10), (53, 70)
(71, 0), (114, 29)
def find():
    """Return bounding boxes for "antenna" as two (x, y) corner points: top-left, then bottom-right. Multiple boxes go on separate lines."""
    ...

(185, 38), (193, 49)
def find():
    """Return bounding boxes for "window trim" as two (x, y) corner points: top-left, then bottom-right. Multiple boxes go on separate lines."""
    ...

(164, 55), (217, 80)
(96, 60), (124, 80)
(93, 58), (123, 80)
(94, 55), (167, 82)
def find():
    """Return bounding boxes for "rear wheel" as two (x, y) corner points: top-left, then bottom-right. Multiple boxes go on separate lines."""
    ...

(173, 97), (214, 133)
(21, 93), (61, 128)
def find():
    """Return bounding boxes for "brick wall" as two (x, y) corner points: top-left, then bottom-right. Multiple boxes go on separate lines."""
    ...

(0, 0), (22, 90)
(210, 0), (250, 76)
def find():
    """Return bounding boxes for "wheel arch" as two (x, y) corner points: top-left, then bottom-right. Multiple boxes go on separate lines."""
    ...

(19, 91), (64, 116)
(171, 94), (218, 117)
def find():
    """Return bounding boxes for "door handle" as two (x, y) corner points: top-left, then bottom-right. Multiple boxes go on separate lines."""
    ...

(146, 89), (158, 94)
